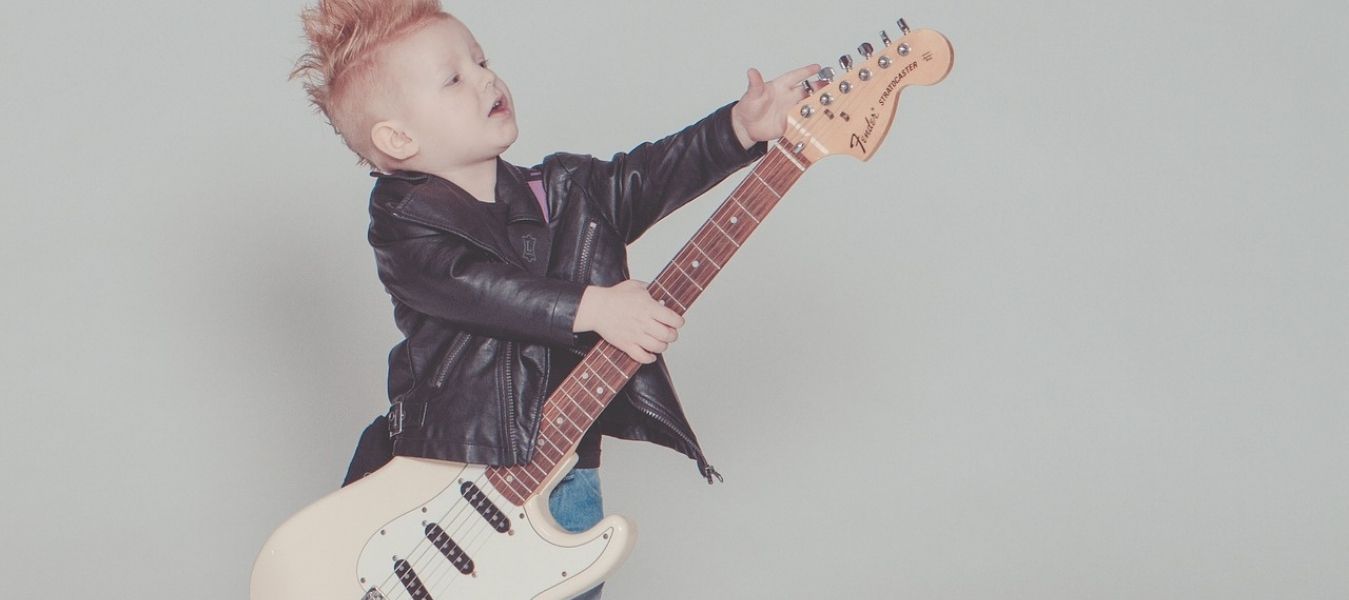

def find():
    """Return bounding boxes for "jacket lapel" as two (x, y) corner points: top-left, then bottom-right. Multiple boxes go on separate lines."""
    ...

(385, 160), (547, 270)
(498, 162), (554, 275)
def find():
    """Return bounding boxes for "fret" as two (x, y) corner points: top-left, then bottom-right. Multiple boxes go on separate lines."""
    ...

(487, 472), (529, 503)
(548, 410), (583, 440)
(556, 402), (588, 428)
(670, 262), (706, 292)
(649, 281), (688, 313)
(656, 274), (698, 309)
(668, 261), (705, 291)
(693, 227), (737, 265)
(751, 172), (782, 198)
(731, 195), (762, 224)
(567, 394), (599, 420)
(687, 237), (724, 269)
(669, 245), (720, 291)
(707, 218), (741, 249)
(493, 466), (537, 492)
(771, 141), (807, 172)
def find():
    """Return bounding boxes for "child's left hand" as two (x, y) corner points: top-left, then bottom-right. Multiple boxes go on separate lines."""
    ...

(730, 63), (822, 149)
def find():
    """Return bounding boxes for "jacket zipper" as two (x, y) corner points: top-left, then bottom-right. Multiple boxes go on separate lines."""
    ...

(431, 332), (474, 389)
(502, 340), (520, 463)
(629, 391), (720, 483)
(575, 221), (599, 281)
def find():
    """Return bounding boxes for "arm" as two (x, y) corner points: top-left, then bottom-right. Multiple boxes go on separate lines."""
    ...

(580, 64), (820, 244)
(372, 221), (682, 360)
(372, 223), (587, 348)
(578, 102), (765, 245)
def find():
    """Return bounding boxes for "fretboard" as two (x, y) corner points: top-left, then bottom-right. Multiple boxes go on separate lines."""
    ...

(488, 139), (811, 504)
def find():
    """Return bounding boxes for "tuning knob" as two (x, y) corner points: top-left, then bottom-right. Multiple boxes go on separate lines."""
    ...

(839, 55), (853, 72)
(799, 79), (812, 96)
(858, 43), (874, 58)
(817, 66), (835, 82)
(880, 30), (891, 47)
(897, 18), (910, 35)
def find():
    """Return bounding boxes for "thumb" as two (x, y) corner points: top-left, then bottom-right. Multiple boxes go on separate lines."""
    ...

(744, 67), (766, 98)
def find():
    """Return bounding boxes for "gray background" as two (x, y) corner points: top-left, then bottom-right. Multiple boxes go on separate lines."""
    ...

(2, 0), (1345, 597)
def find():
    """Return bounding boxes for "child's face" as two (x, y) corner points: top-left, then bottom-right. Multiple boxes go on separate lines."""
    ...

(382, 17), (517, 171)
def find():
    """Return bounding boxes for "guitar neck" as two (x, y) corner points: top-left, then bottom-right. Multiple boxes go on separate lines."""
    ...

(488, 140), (812, 503)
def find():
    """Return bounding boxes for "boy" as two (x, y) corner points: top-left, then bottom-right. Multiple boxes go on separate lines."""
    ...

(292, 0), (815, 594)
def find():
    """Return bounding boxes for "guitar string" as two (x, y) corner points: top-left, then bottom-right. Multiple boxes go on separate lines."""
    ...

(371, 128), (833, 597)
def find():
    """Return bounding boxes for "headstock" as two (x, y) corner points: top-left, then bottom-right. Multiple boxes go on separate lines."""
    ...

(783, 19), (953, 163)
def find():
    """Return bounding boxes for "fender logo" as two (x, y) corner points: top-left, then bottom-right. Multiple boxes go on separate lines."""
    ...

(849, 110), (880, 155)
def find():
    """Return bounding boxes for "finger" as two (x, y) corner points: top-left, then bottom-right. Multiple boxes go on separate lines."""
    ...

(651, 307), (686, 329)
(772, 63), (821, 87)
(744, 67), (766, 98)
(639, 335), (669, 354)
(643, 322), (676, 344)
(627, 344), (657, 364)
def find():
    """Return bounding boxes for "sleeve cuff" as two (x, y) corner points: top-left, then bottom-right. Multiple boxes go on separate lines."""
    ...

(708, 101), (769, 168)
(546, 279), (590, 348)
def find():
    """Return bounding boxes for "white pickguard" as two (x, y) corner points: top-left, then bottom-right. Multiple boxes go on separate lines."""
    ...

(252, 455), (635, 600)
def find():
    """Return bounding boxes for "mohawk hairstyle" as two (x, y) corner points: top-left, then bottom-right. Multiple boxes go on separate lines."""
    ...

(290, 0), (451, 169)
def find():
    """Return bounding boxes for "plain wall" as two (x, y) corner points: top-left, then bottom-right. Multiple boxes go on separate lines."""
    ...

(2, 0), (1345, 597)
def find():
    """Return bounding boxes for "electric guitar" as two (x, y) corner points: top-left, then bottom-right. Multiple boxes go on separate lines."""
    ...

(252, 20), (953, 600)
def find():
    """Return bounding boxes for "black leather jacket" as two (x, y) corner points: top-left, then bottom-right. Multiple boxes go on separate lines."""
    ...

(363, 103), (765, 482)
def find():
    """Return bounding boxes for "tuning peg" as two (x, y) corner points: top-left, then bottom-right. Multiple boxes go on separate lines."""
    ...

(817, 66), (835, 82)
(897, 18), (910, 35)
(880, 30), (891, 47)
(858, 43), (874, 58)
(839, 54), (854, 72)
(799, 79), (812, 95)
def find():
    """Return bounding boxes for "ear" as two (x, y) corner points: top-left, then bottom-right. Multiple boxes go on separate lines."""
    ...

(371, 121), (419, 161)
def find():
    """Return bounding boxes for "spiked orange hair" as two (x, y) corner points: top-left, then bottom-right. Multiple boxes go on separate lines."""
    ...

(291, 0), (452, 169)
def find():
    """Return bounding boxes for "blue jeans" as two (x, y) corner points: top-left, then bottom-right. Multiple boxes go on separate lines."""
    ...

(547, 467), (605, 600)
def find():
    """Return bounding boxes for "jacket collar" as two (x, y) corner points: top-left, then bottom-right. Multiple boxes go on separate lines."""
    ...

(373, 159), (547, 266)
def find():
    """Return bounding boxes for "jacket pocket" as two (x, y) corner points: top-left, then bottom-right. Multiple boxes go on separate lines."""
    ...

(431, 331), (474, 389)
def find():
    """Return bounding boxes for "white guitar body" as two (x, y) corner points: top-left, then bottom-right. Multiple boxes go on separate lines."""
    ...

(251, 455), (634, 600)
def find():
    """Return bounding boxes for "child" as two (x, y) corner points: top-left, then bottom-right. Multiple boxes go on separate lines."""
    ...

(292, 0), (815, 595)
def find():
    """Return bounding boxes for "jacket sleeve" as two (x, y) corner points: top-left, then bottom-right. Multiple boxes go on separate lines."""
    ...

(579, 101), (768, 244)
(370, 220), (587, 348)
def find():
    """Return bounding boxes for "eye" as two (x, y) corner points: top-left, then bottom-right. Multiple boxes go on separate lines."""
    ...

(478, 59), (490, 69)
(445, 74), (460, 86)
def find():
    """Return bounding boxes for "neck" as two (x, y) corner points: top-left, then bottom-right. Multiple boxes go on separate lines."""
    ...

(429, 157), (499, 203)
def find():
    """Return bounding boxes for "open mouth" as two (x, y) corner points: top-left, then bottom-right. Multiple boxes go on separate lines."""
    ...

(488, 96), (509, 117)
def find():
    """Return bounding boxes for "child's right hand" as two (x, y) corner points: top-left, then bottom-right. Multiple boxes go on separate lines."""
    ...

(573, 280), (684, 364)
